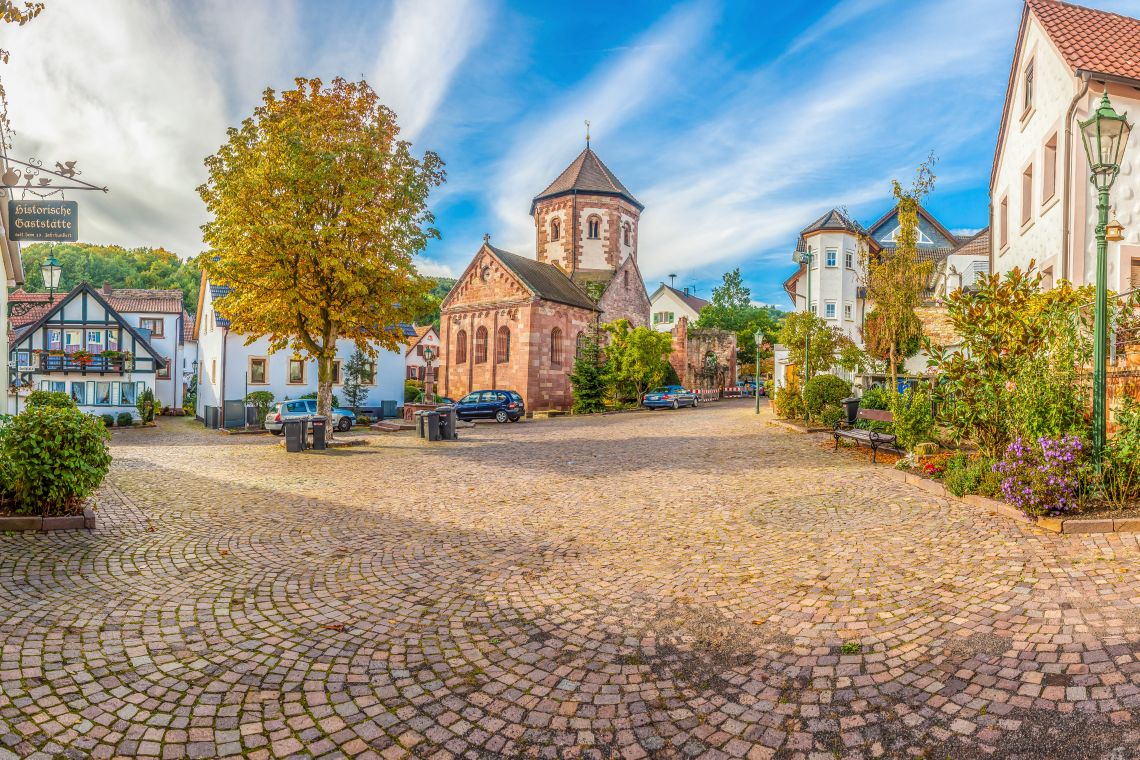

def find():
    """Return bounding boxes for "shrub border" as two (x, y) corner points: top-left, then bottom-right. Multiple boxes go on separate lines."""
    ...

(0, 502), (96, 532)
(876, 467), (1137, 534)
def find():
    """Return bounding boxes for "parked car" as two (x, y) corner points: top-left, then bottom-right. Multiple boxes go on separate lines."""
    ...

(454, 390), (524, 423)
(757, 382), (767, 397)
(265, 399), (357, 434)
(642, 385), (698, 410)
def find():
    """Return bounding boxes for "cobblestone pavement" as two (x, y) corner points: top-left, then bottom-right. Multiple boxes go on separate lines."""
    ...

(4, 402), (1140, 759)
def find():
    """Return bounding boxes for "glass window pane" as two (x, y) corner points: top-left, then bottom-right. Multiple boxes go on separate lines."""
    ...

(95, 382), (111, 405)
(71, 382), (86, 405)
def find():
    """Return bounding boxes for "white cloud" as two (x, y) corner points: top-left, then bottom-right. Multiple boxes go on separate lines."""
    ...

(489, 1), (716, 253)
(0, 0), (486, 258)
(416, 259), (456, 279)
(370, 0), (490, 140)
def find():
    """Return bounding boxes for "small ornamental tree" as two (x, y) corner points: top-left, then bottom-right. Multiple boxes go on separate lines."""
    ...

(245, 391), (275, 427)
(602, 319), (673, 403)
(569, 324), (607, 414)
(198, 77), (444, 430)
(341, 348), (371, 412)
(777, 312), (842, 378)
(695, 268), (784, 367)
(860, 155), (937, 388)
(136, 388), (156, 423)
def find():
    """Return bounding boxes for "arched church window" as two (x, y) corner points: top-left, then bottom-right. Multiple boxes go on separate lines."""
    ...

(550, 327), (563, 368)
(623, 223), (631, 246)
(587, 215), (601, 240)
(474, 327), (488, 363)
(550, 218), (560, 241)
(576, 331), (586, 359)
(455, 329), (468, 364)
(495, 326), (510, 364)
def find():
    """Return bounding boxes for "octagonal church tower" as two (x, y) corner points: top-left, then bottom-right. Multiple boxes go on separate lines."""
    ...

(531, 144), (644, 276)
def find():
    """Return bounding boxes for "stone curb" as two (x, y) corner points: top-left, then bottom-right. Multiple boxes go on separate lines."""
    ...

(0, 503), (97, 532)
(876, 467), (1133, 533)
(769, 418), (831, 434)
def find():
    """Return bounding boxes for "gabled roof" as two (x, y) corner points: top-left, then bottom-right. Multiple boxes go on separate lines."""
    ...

(490, 245), (600, 312)
(795, 209), (867, 252)
(530, 146), (643, 213)
(9, 282), (166, 363)
(865, 204), (960, 250)
(405, 325), (438, 352)
(951, 227), (991, 258)
(650, 283), (708, 314)
(181, 311), (194, 343)
(1028, 0), (1140, 81)
(992, 1), (1140, 188)
(9, 286), (185, 329)
(207, 284), (232, 327)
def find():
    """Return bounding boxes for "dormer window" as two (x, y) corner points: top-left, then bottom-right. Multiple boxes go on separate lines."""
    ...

(550, 218), (560, 241)
(587, 215), (601, 239)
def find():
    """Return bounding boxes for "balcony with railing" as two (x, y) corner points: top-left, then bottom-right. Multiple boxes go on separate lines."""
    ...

(36, 353), (133, 374)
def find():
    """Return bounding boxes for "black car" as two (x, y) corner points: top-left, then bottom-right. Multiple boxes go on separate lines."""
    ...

(455, 390), (524, 423)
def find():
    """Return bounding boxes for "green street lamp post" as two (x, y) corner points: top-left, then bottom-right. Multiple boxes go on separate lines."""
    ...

(1079, 89), (1132, 470)
(754, 328), (763, 414)
(792, 247), (815, 391)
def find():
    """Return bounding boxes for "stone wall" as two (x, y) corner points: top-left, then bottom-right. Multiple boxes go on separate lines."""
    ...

(595, 255), (651, 328)
(669, 317), (738, 389)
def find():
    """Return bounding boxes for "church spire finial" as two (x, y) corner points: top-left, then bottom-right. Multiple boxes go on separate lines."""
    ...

(584, 119), (590, 148)
(483, 232), (491, 244)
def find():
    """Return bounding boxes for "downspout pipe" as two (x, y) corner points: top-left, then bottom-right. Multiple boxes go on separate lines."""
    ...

(1062, 72), (1091, 283)
(219, 327), (229, 429)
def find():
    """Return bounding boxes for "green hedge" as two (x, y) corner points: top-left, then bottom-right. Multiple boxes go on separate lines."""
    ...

(1, 406), (112, 515)
(803, 374), (851, 420)
(25, 390), (76, 409)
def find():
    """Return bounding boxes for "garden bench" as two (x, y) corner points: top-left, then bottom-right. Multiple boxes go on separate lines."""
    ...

(833, 408), (897, 463)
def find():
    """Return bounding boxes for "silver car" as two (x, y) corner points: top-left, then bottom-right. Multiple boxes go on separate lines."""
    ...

(265, 399), (356, 434)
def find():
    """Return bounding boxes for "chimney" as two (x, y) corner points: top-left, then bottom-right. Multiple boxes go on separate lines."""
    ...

(102, 282), (112, 296)
(683, 287), (690, 296)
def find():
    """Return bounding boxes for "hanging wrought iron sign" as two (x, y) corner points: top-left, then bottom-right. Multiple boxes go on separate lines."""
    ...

(1, 155), (107, 241)
(7, 199), (78, 241)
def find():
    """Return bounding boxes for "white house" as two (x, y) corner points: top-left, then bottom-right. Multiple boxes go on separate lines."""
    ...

(6, 283), (167, 417)
(648, 283), (708, 332)
(775, 206), (986, 390)
(0, 188), (24, 406)
(992, 0), (1140, 293)
(404, 325), (440, 381)
(193, 277), (408, 428)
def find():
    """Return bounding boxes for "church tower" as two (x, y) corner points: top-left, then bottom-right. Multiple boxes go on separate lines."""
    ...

(530, 143), (643, 276)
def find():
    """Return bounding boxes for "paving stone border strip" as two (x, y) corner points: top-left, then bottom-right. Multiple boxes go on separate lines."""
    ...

(876, 466), (1137, 533)
(0, 502), (96, 531)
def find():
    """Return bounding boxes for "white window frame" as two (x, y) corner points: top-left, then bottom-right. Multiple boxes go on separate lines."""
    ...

(825, 248), (838, 267)
(844, 303), (853, 321)
(824, 301), (837, 319)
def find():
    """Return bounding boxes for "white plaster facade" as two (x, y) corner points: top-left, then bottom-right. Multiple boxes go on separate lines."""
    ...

(992, 2), (1140, 294)
(648, 284), (706, 332)
(404, 326), (440, 381)
(193, 280), (407, 427)
(579, 206), (612, 270)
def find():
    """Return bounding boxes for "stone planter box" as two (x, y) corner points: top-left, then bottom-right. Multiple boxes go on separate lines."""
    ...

(0, 503), (96, 532)
(403, 402), (442, 422)
(878, 467), (1135, 533)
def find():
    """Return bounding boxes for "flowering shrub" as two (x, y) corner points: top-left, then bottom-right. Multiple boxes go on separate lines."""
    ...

(993, 435), (1085, 517)
(917, 452), (953, 479)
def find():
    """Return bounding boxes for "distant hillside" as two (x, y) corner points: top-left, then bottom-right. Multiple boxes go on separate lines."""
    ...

(18, 242), (201, 315)
(415, 277), (456, 329)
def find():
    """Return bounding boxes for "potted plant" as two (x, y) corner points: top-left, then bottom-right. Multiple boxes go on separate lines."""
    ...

(72, 350), (94, 367)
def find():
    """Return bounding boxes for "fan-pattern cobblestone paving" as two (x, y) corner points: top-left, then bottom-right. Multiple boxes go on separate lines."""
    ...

(3, 403), (1140, 759)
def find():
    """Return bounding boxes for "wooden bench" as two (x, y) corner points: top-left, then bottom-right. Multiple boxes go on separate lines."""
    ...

(833, 408), (897, 462)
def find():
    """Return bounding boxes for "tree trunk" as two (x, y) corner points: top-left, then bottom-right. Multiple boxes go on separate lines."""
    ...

(888, 343), (897, 394)
(317, 352), (335, 438)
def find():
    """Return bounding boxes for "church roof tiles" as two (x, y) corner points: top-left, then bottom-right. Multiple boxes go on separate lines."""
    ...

(531, 147), (643, 212)
(490, 246), (600, 312)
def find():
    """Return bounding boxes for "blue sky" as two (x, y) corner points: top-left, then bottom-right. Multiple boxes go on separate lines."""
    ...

(6, 0), (1140, 305)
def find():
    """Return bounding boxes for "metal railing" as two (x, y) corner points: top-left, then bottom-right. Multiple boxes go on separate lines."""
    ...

(38, 354), (130, 373)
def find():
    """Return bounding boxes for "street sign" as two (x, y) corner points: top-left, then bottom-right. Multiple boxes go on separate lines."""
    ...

(6, 199), (78, 241)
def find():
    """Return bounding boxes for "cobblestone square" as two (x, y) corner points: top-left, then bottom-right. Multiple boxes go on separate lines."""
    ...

(3, 402), (1140, 759)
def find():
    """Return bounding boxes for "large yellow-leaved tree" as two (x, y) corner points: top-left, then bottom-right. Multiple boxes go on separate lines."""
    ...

(198, 77), (444, 425)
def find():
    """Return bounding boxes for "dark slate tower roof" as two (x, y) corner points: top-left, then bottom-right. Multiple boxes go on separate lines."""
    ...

(530, 147), (643, 213)
(794, 209), (867, 252)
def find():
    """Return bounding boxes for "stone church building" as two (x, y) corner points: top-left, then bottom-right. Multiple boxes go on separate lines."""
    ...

(440, 144), (653, 412)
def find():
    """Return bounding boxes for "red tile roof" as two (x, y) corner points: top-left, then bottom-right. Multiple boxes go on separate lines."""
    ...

(1028, 0), (1140, 81)
(8, 287), (184, 331)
